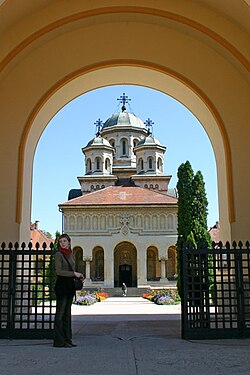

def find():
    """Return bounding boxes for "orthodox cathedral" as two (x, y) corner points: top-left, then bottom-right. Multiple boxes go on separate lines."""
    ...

(59, 94), (178, 289)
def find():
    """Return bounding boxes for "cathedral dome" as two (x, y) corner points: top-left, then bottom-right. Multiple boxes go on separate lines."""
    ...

(102, 111), (146, 130)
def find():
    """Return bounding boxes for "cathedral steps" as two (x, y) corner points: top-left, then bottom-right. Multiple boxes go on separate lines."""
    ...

(81, 285), (176, 297)
(107, 287), (149, 297)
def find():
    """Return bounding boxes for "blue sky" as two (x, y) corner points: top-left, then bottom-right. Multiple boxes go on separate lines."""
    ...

(32, 85), (218, 237)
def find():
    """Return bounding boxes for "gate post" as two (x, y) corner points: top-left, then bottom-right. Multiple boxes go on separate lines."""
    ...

(235, 243), (245, 336)
(8, 244), (17, 338)
(180, 242), (187, 339)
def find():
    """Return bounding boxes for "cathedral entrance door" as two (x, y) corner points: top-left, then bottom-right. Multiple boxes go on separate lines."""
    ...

(119, 264), (132, 287)
(114, 242), (137, 287)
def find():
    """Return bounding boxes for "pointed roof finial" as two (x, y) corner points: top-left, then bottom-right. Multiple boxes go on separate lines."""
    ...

(117, 93), (131, 112)
(94, 118), (103, 136)
(144, 118), (154, 135)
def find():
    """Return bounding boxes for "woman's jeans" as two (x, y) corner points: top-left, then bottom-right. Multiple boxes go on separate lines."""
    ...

(54, 295), (73, 346)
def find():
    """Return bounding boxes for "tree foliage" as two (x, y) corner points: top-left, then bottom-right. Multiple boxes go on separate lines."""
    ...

(177, 161), (210, 247)
(191, 171), (211, 247)
(40, 230), (53, 239)
(176, 161), (211, 295)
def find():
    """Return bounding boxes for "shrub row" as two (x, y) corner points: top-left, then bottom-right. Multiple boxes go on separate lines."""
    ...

(142, 289), (180, 305)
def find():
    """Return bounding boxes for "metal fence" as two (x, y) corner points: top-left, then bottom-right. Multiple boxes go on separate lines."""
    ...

(0, 242), (55, 339)
(181, 241), (250, 339)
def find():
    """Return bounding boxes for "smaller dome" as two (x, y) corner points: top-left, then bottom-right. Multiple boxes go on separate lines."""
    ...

(136, 134), (161, 146)
(85, 135), (112, 148)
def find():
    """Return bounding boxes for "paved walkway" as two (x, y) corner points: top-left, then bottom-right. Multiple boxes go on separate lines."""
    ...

(0, 297), (250, 375)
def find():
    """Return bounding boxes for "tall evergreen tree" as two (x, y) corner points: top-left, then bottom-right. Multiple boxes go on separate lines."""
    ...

(191, 170), (212, 247)
(176, 161), (194, 249)
(176, 162), (211, 296)
(176, 161), (194, 293)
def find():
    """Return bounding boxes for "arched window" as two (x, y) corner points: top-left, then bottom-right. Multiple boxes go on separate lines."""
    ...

(148, 157), (153, 170)
(96, 157), (101, 170)
(141, 159), (144, 170)
(86, 158), (92, 173)
(105, 158), (111, 173)
(109, 139), (116, 160)
(121, 138), (128, 156)
(122, 140), (126, 155)
(157, 157), (163, 172)
(133, 139), (139, 147)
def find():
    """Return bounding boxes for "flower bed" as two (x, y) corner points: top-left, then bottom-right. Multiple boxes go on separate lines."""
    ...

(142, 289), (180, 305)
(95, 291), (109, 302)
(75, 290), (109, 306)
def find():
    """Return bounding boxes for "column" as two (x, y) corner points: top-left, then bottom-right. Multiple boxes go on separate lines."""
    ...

(83, 257), (92, 286)
(104, 248), (114, 288)
(160, 257), (168, 282)
(137, 246), (147, 286)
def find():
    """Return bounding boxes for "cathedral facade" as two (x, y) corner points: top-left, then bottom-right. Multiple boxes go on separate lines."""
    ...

(59, 95), (178, 288)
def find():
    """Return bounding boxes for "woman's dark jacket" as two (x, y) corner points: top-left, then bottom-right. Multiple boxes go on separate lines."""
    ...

(54, 252), (75, 299)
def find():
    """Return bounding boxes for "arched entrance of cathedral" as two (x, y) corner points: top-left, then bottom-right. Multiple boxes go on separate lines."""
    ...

(147, 246), (160, 281)
(114, 242), (137, 287)
(73, 247), (85, 276)
(91, 247), (104, 282)
(0, 2), (249, 246)
(166, 246), (177, 280)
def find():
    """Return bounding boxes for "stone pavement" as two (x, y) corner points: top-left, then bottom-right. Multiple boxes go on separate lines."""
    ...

(0, 297), (249, 375)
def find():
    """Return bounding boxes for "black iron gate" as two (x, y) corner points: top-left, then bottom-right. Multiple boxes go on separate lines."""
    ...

(181, 241), (250, 339)
(0, 242), (55, 339)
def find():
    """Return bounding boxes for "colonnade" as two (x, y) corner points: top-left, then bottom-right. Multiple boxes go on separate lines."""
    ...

(74, 244), (175, 288)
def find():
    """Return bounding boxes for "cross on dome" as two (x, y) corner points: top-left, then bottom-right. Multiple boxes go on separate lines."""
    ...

(94, 118), (103, 135)
(117, 93), (131, 112)
(144, 118), (154, 135)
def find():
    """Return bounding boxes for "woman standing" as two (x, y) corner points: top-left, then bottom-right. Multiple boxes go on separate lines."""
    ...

(53, 234), (84, 348)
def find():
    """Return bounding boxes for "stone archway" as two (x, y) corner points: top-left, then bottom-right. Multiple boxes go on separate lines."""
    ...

(166, 246), (177, 280)
(0, 2), (249, 243)
(114, 242), (137, 287)
(91, 246), (104, 282)
(147, 246), (160, 281)
(18, 65), (231, 244)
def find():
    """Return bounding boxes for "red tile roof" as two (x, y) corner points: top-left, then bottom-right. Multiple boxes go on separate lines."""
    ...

(60, 186), (178, 207)
(209, 222), (220, 243)
(30, 228), (54, 248)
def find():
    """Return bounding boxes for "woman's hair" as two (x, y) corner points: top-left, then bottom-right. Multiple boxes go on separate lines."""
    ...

(58, 233), (71, 244)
